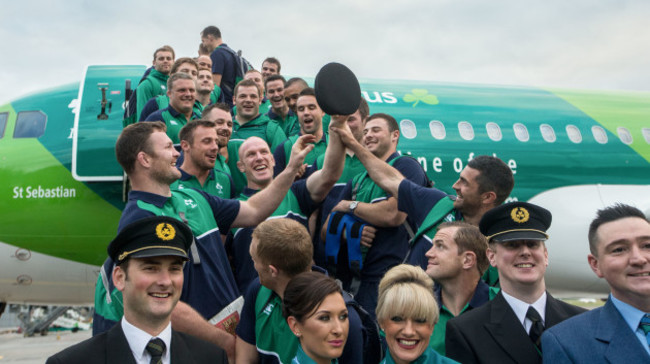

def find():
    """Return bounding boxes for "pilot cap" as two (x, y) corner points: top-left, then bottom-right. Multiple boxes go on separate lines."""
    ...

(479, 202), (552, 242)
(108, 216), (193, 264)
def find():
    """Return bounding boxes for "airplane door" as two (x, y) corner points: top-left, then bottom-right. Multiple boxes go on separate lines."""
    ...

(72, 65), (146, 181)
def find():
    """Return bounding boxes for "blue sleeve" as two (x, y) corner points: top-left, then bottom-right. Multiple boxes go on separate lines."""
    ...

(302, 159), (319, 180)
(339, 305), (364, 363)
(117, 203), (155, 231)
(291, 179), (320, 216)
(139, 97), (159, 121)
(393, 156), (428, 188)
(397, 179), (448, 225)
(199, 191), (241, 232)
(337, 180), (353, 202)
(541, 329), (574, 363)
(235, 280), (261, 344)
(144, 109), (164, 122)
(211, 49), (227, 76)
(273, 140), (288, 177)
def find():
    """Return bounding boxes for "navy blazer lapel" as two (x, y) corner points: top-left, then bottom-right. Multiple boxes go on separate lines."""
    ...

(544, 293), (572, 327)
(597, 300), (650, 363)
(170, 330), (191, 363)
(106, 323), (138, 364)
(484, 292), (540, 363)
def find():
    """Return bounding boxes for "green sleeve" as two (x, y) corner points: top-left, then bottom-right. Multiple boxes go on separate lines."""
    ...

(267, 122), (287, 151)
(136, 79), (156, 119)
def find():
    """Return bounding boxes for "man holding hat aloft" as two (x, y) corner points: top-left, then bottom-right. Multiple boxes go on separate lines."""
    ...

(47, 216), (227, 364)
(445, 202), (585, 364)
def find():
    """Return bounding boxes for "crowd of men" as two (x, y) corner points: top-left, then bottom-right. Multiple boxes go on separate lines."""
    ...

(48, 25), (650, 364)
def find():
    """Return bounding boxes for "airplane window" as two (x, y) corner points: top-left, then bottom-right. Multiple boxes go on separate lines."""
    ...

(0, 112), (7, 138)
(14, 111), (47, 139)
(513, 123), (529, 142)
(591, 126), (608, 144)
(642, 128), (650, 144)
(429, 120), (446, 140)
(617, 127), (633, 145)
(566, 125), (582, 144)
(458, 121), (474, 141)
(486, 122), (502, 141)
(400, 119), (417, 139)
(540, 124), (556, 143)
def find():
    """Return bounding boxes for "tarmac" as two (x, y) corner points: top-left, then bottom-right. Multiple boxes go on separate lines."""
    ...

(0, 329), (91, 363)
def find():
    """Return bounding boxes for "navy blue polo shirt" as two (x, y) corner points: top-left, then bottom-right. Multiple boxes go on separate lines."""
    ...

(236, 268), (364, 364)
(227, 179), (319, 293)
(144, 105), (200, 144)
(337, 153), (429, 281)
(94, 189), (241, 335)
(398, 179), (463, 270)
(210, 44), (237, 107)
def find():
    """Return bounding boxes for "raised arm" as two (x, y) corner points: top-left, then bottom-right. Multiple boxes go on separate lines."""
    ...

(331, 125), (404, 197)
(232, 135), (315, 227)
(305, 115), (347, 203)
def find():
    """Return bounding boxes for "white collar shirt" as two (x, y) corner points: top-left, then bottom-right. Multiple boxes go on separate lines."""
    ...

(502, 290), (547, 334)
(121, 317), (172, 364)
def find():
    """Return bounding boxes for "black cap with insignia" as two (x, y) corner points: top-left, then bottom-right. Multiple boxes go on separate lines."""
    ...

(108, 216), (193, 264)
(479, 202), (552, 243)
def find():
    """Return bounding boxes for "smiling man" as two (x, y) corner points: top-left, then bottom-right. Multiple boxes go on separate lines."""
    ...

(171, 120), (234, 199)
(93, 121), (315, 362)
(265, 75), (300, 137)
(542, 204), (650, 362)
(445, 202), (585, 364)
(323, 128), (515, 275)
(227, 110), (347, 293)
(424, 221), (494, 355)
(273, 88), (327, 176)
(144, 73), (200, 145)
(325, 113), (429, 316)
(48, 216), (227, 363)
(230, 79), (286, 151)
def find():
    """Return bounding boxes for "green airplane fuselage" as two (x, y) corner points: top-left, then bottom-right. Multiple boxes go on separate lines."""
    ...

(1, 66), (649, 267)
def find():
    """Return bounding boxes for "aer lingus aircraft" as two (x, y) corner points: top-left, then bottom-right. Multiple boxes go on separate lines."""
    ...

(1, 65), (649, 307)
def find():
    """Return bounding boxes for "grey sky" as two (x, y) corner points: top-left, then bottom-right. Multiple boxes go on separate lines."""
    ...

(2, 0), (649, 103)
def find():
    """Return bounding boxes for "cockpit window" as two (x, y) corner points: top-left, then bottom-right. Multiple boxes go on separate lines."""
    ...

(14, 111), (46, 138)
(0, 112), (7, 138)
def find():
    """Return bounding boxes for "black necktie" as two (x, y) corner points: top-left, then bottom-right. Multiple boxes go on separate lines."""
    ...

(146, 337), (166, 364)
(526, 306), (544, 350)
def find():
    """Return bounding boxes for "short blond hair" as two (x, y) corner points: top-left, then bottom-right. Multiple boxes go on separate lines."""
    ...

(376, 265), (438, 325)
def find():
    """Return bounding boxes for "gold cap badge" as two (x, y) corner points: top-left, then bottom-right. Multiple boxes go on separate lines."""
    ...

(155, 222), (176, 241)
(510, 207), (530, 224)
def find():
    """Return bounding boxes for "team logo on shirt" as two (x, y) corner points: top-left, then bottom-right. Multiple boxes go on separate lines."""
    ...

(184, 199), (197, 208)
(511, 207), (530, 223)
(155, 222), (176, 241)
(215, 183), (223, 194)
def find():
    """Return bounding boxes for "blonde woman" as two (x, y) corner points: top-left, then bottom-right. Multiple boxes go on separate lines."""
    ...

(376, 265), (458, 364)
